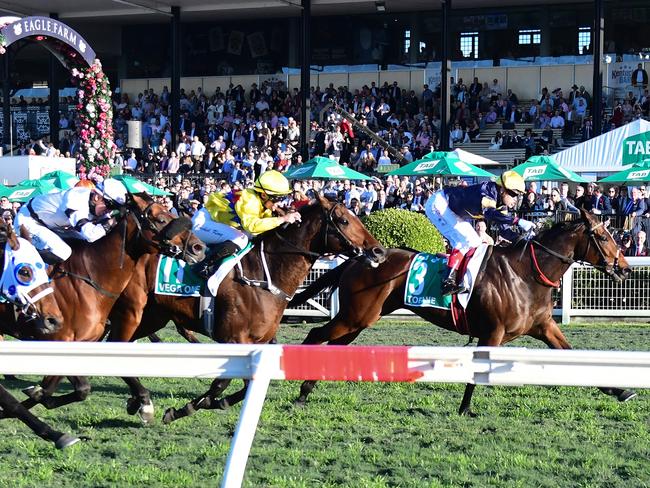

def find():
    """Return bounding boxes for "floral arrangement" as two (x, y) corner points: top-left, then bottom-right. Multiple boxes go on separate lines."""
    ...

(72, 59), (114, 177)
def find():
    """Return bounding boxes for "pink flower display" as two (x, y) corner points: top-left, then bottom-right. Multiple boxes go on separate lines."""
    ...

(75, 59), (114, 177)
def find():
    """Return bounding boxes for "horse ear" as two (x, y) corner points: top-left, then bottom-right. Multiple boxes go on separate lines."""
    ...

(6, 223), (20, 250)
(19, 224), (31, 243)
(316, 193), (331, 207)
(579, 206), (591, 222)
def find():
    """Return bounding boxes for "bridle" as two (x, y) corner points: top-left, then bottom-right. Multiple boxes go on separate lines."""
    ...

(127, 198), (193, 259)
(271, 202), (364, 260)
(529, 219), (623, 285)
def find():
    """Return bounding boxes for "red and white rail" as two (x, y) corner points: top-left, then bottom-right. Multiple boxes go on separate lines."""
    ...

(1, 342), (649, 488)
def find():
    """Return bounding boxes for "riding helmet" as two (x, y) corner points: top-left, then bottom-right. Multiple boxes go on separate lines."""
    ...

(496, 170), (526, 194)
(254, 170), (291, 196)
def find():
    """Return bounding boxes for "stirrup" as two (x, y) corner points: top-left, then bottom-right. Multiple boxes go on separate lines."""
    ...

(441, 280), (467, 296)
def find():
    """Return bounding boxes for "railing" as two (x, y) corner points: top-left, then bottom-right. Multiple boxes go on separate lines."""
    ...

(0, 105), (77, 141)
(284, 257), (650, 324)
(1, 341), (649, 487)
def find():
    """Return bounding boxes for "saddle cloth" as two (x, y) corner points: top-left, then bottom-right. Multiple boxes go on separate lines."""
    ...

(404, 243), (489, 311)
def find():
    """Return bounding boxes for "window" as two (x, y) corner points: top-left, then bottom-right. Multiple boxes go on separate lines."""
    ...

(518, 29), (541, 45)
(404, 29), (411, 55)
(578, 27), (591, 54)
(460, 32), (479, 59)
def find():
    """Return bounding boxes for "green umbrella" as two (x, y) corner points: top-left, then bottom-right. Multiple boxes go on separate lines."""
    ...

(39, 170), (80, 190)
(387, 151), (495, 177)
(284, 156), (373, 181)
(7, 179), (59, 203)
(511, 155), (589, 183)
(598, 159), (650, 184)
(0, 184), (12, 198)
(111, 175), (172, 196)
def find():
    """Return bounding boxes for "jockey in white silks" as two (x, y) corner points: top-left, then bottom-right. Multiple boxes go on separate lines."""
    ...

(424, 170), (533, 295)
(14, 178), (128, 264)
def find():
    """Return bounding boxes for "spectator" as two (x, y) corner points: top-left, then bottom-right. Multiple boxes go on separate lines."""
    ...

(475, 220), (494, 245)
(626, 230), (648, 257)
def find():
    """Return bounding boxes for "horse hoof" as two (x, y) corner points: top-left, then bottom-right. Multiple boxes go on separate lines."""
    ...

(459, 408), (478, 418)
(618, 390), (637, 402)
(55, 434), (81, 450)
(293, 398), (307, 408)
(138, 402), (155, 424)
(162, 408), (176, 425)
(125, 397), (140, 416)
(22, 385), (44, 402)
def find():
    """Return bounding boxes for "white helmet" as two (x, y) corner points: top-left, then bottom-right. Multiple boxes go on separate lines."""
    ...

(101, 178), (128, 204)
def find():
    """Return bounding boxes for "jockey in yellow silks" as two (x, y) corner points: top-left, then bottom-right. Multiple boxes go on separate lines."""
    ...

(192, 170), (301, 277)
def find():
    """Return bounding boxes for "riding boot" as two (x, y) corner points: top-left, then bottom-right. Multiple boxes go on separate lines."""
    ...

(38, 250), (65, 266)
(441, 249), (468, 296)
(195, 241), (241, 280)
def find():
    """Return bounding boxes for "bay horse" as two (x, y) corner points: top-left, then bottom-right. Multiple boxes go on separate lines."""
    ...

(289, 209), (636, 415)
(7, 192), (206, 412)
(0, 222), (78, 449)
(105, 195), (386, 423)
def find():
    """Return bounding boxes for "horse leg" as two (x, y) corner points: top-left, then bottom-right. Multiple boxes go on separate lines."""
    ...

(176, 326), (201, 344)
(162, 378), (232, 424)
(36, 376), (92, 410)
(534, 319), (637, 402)
(122, 377), (155, 424)
(458, 331), (505, 417)
(21, 376), (64, 410)
(296, 323), (364, 406)
(0, 385), (79, 449)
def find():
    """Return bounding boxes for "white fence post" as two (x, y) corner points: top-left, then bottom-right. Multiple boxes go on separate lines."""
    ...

(561, 264), (574, 325)
(221, 348), (278, 488)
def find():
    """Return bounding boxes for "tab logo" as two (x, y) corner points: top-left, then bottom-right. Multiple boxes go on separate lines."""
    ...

(522, 165), (546, 178)
(414, 160), (440, 172)
(628, 170), (650, 179)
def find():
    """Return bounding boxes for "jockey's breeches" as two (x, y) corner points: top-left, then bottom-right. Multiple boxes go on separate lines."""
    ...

(191, 208), (249, 249)
(424, 190), (482, 254)
(14, 210), (72, 261)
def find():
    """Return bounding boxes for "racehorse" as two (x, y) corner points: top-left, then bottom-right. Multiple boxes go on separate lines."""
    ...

(0, 222), (78, 449)
(106, 195), (386, 423)
(10, 192), (206, 412)
(289, 209), (636, 415)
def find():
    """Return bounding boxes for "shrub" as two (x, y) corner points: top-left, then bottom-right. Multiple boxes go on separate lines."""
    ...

(362, 208), (445, 253)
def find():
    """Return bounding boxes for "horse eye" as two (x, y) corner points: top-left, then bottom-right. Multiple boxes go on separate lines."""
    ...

(339, 218), (349, 225)
(599, 235), (608, 242)
(16, 266), (33, 284)
(158, 217), (167, 225)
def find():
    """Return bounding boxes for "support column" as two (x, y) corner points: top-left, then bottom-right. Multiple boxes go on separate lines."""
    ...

(440, 0), (451, 150)
(592, 0), (604, 136)
(300, 0), (311, 162)
(170, 6), (181, 148)
(3, 46), (10, 153)
(48, 12), (60, 147)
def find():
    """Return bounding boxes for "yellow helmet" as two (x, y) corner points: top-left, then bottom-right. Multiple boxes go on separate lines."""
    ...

(254, 170), (291, 196)
(496, 170), (525, 194)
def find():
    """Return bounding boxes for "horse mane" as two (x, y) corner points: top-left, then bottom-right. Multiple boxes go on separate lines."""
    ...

(507, 218), (585, 252)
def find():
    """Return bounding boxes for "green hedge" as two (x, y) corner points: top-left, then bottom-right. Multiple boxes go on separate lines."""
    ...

(362, 208), (445, 253)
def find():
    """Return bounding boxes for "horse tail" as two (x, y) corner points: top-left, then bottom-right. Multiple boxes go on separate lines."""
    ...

(288, 259), (356, 308)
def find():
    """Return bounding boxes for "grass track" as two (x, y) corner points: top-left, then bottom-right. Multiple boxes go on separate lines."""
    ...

(0, 320), (649, 488)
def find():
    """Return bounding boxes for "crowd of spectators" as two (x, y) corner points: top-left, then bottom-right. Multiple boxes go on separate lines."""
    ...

(6, 67), (650, 248)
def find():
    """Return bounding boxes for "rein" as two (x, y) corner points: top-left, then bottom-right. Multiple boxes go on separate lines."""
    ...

(55, 269), (120, 299)
(527, 220), (620, 288)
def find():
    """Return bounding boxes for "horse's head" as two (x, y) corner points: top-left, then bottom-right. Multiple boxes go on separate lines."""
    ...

(0, 222), (63, 335)
(124, 193), (207, 264)
(301, 195), (387, 266)
(576, 208), (631, 282)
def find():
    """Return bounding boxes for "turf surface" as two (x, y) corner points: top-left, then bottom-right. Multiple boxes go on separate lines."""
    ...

(0, 320), (648, 487)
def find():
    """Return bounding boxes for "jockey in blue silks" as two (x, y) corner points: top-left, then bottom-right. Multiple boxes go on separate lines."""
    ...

(424, 170), (534, 295)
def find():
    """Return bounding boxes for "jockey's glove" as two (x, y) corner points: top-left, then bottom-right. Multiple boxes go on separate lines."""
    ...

(517, 218), (535, 232)
(101, 217), (117, 232)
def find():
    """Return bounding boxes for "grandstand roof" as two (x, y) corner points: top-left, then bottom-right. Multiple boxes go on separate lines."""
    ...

(1, 0), (590, 22)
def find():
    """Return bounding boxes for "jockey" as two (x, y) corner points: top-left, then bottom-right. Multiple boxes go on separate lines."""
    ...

(424, 170), (533, 295)
(14, 178), (128, 264)
(192, 170), (301, 278)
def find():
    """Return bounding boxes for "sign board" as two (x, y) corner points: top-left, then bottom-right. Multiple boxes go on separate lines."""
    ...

(0, 156), (76, 185)
(622, 131), (650, 166)
(1, 17), (95, 67)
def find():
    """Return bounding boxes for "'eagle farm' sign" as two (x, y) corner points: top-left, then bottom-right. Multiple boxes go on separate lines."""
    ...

(1, 16), (95, 67)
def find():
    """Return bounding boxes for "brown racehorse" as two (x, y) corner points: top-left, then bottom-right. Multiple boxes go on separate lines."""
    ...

(289, 209), (636, 415)
(0, 222), (78, 449)
(9, 193), (206, 413)
(105, 195), (386, 423)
